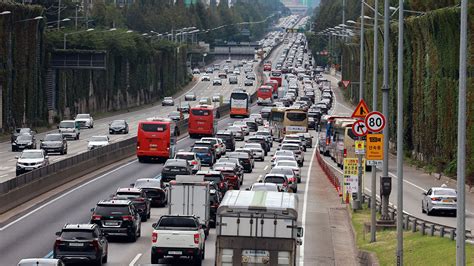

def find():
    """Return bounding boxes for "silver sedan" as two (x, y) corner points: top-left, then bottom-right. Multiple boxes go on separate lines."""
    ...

(421, 185), (457, 216)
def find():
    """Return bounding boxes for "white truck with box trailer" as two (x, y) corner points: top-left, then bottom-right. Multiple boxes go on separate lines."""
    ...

(168, 175), (211, 237)
(215, 190), (303, 265)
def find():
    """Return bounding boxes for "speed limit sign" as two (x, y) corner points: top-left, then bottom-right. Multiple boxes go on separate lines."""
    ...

(365, 111), (386, 132)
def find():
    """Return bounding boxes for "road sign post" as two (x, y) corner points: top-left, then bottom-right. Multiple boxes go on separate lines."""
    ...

(350, 100), (370, 210)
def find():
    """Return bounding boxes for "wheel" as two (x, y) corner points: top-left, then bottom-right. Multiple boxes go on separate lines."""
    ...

(147, 210), (151, 219)
(297, 177), (301, 184)
(421, 201), (426, 213)
(137, 224), (141, 238)
(64, 148), (68, 155)
(129, 230), (137, 242)
(293, 188), (298, 193)
(102, 254), (108, 263)
(193, 255), (202, 266)
(426, 204), (432, 216)
(201, 245), (205, 260)
(60, 149), (64, 155)
(151, 252), (159, 264)
(142, 215), (147, 222)
(95, 257), (103, 266)
(138, 157), (145, 163)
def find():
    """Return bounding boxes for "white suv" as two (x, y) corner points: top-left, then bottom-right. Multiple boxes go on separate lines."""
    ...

(16, 149), (49, 176)
(75, 114), (94, 128)
(58, 120), (80, 140)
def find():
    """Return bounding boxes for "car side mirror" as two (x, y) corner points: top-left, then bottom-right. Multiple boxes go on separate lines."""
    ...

(55, 231), (61, 236)
(152, 223), (157, 228)
(245, 188), (250, 191)
(45, 156), (49, 159)
(90, 208), (95, 212)
(297, 227), (304, 237)
(15, 156), (19, 159)
(130, 183), (135, 187)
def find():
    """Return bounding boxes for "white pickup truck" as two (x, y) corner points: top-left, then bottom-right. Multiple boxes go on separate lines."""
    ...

(151, 215), (205, 265)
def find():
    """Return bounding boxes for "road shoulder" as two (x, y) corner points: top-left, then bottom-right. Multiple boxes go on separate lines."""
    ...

(303, 150), (358, 265)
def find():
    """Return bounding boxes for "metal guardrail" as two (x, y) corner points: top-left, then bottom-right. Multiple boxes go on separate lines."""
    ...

(315, 151), (473, 241)
(0, 137), (136, 194)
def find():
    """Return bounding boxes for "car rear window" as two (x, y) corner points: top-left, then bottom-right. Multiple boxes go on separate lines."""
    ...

(61, 230), (95, 240)
(175, 154), (195, 160)
(192, 147), (209, 153)
(204, 175), (222, 183)
(434, 189), (456, 196)
(191, 109), (210, 116)
(157, 217), (198, 229)
(265, 176), (285, 184)
(94, 205), (129, 216)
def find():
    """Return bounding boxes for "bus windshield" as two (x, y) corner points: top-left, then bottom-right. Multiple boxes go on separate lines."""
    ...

(191, 109), (211, 116)
(231, 92), (248, 99)
(271, 112), (285, 122)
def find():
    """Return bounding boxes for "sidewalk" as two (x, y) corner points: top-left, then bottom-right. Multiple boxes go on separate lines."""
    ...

(303, 149), (358, 265)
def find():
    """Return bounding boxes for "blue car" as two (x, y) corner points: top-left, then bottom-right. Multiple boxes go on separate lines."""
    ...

(192, 146), (214, 166)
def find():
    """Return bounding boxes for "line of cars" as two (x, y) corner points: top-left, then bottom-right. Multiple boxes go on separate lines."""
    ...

(12, 115), (130, 176)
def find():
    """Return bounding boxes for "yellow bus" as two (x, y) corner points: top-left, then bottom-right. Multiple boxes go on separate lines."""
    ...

(283, 108), (308, 135)
(269, 107), (286, 142)
(329, 118), (357, 162)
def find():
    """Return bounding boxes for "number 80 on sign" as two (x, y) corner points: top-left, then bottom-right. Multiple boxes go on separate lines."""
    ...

(364, 111), (386, 132)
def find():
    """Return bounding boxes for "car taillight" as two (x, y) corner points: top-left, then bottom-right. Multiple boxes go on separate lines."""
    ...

(219, 182), (224, 188)
(92, 240), (99, 251)
(326, 138), (329, 145)
(92, 215), (102, 221)
(136, 198), (145, 202)
(194, 233), (200, 244)
(54, 239), (62, 249)
(122, 215), (133, 221)
(431, 197), (441, 201)
(137, 142), (140, 149)
(343, 149), (347, 158)
(191, 160), (198, 165)
(207, 153), (212, 156)
(152, 232), (158, 243)
(288, 177), (296, 183)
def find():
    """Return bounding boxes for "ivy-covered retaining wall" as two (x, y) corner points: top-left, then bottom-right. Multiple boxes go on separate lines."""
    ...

(339, 6), (474, 180)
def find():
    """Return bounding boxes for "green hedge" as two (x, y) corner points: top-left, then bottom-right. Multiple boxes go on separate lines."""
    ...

(339, 6), (474, 181)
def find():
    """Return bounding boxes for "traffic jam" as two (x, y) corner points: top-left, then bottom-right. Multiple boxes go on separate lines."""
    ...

(14, 16), (337, 266)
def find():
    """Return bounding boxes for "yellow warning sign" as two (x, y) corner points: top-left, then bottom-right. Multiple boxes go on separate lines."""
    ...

(366, 134), (384, 161)
(355, 140), (365, 154)
(343, 158), (366, 176)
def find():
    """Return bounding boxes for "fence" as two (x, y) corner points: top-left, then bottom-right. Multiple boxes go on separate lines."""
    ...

(315, 147), (473, 241)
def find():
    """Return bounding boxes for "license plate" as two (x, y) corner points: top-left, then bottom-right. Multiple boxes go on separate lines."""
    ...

(442, 199), (453, 203)
(197, 122), (205, 125)
(25, 167), (33, 170)
(69, 243), (83, 247)
(105, 221), (119, 226)
(169, 251), (182, 255)
(171, 169), (180, 172)
(149, 147), (157, 151)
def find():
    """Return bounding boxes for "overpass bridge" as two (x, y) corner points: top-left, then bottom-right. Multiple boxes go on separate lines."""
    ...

(210, 42), (261, 56)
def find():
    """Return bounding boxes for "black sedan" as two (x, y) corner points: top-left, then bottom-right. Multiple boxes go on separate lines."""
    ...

(109, 120), (129, 134)
(12, 133), (36, 151)
(133, 178), (168, 207)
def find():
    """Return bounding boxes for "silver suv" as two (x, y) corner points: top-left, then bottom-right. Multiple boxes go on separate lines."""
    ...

(16, 149), (49, 176)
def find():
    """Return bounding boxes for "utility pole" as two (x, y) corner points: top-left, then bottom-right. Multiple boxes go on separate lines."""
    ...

(396, 0), (404, 264)
(456, 0), (468, 265)
(341, 0), (345, 77)
(380, 0), (391, 221)
(370, 0), (379, 243)
(359, 0), (365, 100)
(75, 4), (78, 30)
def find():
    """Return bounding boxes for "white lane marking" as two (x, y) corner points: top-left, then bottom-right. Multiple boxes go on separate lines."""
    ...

(264, 165), (268, 171)
(129, 253), (142, 266)
(0, 160), (136, 231)
(299, 144), (318, 265)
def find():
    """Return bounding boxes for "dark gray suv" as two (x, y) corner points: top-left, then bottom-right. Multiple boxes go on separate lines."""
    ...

(54, 223), (108, 265)
(40, 133), (68, 155)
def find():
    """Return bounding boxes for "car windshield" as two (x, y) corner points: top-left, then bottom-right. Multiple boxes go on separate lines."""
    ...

(265, 176), (285, 184)
(276, 161), (297, 167)
(17, 135), (32, 141)
(44, 134), (62, 141)
(164, 97), (172, 101)
(59, 121), (75, 128)
(61, 230), (95, 240)
(175, 154), (195, 161)
(90, 136), (108, 142)
(76, 114), (89, 119)
(134, 179), (161, 188)
(18, 128), (31, 134)
(434, 189), (457, 196)
(94, 205), (129, 216)
(111, 120), (125, 127)
(20, 151), (43, 159)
